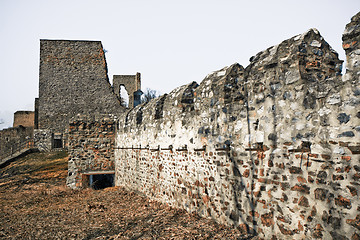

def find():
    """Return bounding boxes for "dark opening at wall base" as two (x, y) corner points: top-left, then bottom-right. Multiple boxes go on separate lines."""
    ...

(90, 174), (114, 190)
(82, 172), (115, 190)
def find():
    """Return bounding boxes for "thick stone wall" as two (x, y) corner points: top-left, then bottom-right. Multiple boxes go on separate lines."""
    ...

(67, 117), (116, 189)
(37, 40), (125, 149)
(13, 111), (34, 128)
(115, 14), (360, 240)
(0, 126), (33, 159)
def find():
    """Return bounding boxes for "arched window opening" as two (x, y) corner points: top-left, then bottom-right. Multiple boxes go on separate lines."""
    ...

(119, 85), (129, 108)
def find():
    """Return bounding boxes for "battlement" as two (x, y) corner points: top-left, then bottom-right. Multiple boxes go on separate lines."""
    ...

(114, 14), (360, 240)
(1, 11), (359, 240)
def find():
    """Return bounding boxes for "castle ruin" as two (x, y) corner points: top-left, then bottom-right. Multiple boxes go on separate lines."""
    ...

(0, 11), (359, 240)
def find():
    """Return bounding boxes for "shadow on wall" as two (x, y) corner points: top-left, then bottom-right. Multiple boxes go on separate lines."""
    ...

(115, 12), (360, 240)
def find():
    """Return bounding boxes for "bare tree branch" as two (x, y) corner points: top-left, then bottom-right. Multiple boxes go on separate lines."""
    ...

(141, 88), (159, 103)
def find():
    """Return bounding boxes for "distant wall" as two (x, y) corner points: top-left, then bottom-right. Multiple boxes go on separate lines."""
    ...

(0, 126), (33, 159)
(113, 73), (141, 108)
(115, 13), (360, 240)
(13, 111), (34, 128)
(37, 40), (125, 149)
(0, 111), (34, 159)
(67, 116), (116, 189)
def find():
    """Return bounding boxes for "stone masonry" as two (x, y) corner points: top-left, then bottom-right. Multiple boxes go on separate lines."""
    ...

(113, 73), (141, 108)
(115, 13), (360, 239)
(0, 126), (33, 159)
(1, 10), (357, 240)
(0, 111), (34, 159)
(67, 116), (116, 189)
(36, 40), (126, 150)
(13, 111), (35, 128)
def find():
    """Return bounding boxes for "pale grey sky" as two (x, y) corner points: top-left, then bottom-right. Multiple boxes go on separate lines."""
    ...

(0, 0), (359, 129)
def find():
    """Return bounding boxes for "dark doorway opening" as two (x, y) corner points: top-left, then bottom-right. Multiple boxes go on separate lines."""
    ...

(89, 174), (114, 190)
(52, 133), (63, 149)
(53, 139), (62, 148)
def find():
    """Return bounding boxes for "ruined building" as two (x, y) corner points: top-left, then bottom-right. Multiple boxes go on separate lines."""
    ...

(13, 111), (35, 128)
(35, 40), (125, 150)
(113, 13), (359, 239)
(1, 11), (359, 240)
(0, 40), (141, 164)
(113, 73), (142, 108)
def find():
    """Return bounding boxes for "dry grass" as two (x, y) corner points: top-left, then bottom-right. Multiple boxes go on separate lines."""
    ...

(0, 151), (253, 239)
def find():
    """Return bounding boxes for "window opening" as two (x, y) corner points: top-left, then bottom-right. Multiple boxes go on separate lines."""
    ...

(119, 85), (129, 108)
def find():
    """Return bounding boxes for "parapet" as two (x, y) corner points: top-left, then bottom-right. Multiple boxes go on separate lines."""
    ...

(115, 16), (360, 239)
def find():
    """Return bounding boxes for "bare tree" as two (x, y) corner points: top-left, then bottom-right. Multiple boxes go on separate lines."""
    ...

(141, 88), (159, 103)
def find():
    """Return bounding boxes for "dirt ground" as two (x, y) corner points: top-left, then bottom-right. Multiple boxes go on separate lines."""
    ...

(0, 151), (254, 239)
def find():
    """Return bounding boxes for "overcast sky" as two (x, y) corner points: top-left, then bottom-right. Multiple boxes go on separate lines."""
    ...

(0, 0), (359, 130)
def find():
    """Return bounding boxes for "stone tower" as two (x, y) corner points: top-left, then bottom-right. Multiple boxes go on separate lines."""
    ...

(113, 73), (141, 108)
(35, 39), (125, 149)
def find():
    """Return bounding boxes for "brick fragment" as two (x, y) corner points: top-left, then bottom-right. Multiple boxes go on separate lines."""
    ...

(298, 221), (304, 232)
(243, 169), (250, 178)
(268, 159), (274, 167)
(347, 185), (358, 196)
(333, 174), (344, 181)
(314, 188), (328, 201)
(353, 173), (360, 181)
(261, 212), (274, 227)
(308, 176), (314, 183)
(291, 184), (310, 194)
(202, 195), (210, 204)
(297, 176), (307, 183)
(310, 206), (317, 217)
(259, 168), (264, 177)
(347, 214), (360, 230)
(280, 182), (290, 190)
(298, 196), (310, 207)
(277, 223), (294, 235)
(289, 166), (302, 174)
(258, 178), (271, 184)
(335, 195), (352, 209)
(312, 224), (324, 238)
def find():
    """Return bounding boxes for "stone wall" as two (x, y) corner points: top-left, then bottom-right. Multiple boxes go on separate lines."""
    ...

(115, 14), (360, 240)
(37, 40), (125, 149)
(0, 110), (34, 159)
(0, 126), (33, 159)
(33, 129), (52, 151)
(113, 73), (141, 108)
(67, 116), (116, 189)
(343, 12), (360, 83)
(13, 111), (34, 128)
